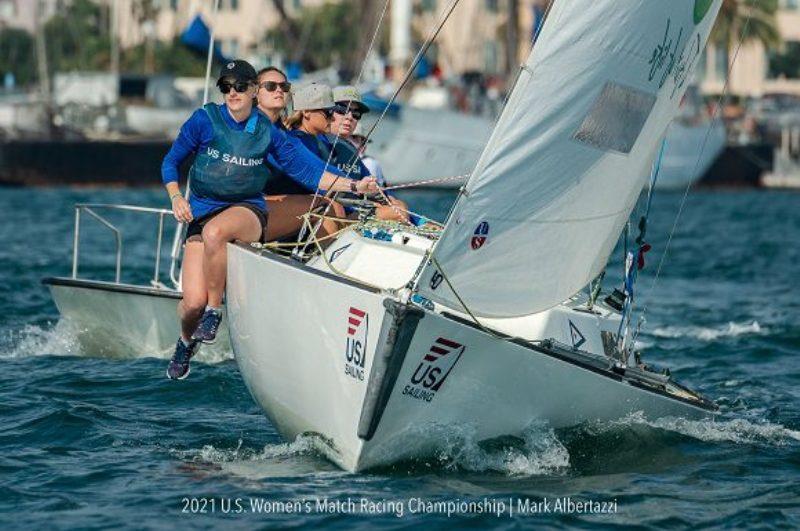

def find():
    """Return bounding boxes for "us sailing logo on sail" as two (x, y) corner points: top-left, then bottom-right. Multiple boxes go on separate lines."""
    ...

(344, 307), (368, 381)
(402, 338), (466, 402)
(471, 221), (490, 250)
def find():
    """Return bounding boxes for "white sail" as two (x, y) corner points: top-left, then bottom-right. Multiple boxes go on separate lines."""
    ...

(416, 0), (722, 318)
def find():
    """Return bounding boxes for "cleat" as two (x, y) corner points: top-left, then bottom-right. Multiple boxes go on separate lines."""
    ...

(192, 307), (223, 344)
(167, 338), (199, 380)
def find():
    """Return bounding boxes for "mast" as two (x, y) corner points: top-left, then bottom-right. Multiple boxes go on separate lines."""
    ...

(110, 0), (120, 76)
(35, 0), (53, 135)
(390, 0), (412, 83)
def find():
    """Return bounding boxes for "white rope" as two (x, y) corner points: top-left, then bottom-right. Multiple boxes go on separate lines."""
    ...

(382, 173), (469, 191)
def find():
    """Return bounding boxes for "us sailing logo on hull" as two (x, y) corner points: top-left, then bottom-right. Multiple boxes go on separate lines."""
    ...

(345, 307), (368, 381)
(402, 338), (466, 402)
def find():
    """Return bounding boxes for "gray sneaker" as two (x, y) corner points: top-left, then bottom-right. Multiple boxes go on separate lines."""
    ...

(166, 338), (199, 380)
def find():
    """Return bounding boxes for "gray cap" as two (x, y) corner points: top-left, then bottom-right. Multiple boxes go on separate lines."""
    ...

(333, 85), (370, 113)
(291, 83), (334, 111)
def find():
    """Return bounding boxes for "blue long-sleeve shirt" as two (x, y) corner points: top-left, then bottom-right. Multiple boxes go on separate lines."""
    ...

(287, 130), (371, 179)
(161, 104), (341, 218)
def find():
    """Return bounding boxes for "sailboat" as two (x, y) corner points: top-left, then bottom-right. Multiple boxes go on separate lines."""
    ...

(225, 0), (723, 472)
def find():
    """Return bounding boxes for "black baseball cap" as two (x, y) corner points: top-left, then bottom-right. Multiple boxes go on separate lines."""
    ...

(217, 59), (257, 85)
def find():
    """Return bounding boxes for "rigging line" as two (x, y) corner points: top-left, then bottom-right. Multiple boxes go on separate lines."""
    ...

(429, 256), (505, 340)
(409, 0), (556, 299)
(360, 0), (462, 146)
(168, 0), (220, 288)
(632, 1), (755, 344)
(296, 0), (392, 249)
(300, 0), (461, 249)
(339, 0), (464, 218)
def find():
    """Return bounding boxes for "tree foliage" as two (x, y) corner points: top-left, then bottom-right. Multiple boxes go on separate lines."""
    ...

(0, 28), (37, 86)
(266, 0), (361, 74)
(711, 0), (781, 50)
(1, 0), (209, 87)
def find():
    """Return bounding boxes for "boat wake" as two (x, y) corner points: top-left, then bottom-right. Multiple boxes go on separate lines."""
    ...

(0, 321), (82, 359)
(434, 422), (570, 476)
(171, 436), (341, 479)
(0, 319), (233, 363)
(595, 411), (800, 446)
(648, 321), (766, 341)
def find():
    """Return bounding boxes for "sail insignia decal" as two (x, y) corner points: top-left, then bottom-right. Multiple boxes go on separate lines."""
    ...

(470, 221), (490, 250)
(568, 320), (586, 349)
(344, 307), (367, 381)
(329, 243), (351, 263)
(402, 338), (466, 402)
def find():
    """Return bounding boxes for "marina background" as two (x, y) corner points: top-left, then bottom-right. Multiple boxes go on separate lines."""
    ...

(1, 0), (800, 528)
(1, 0), (800, 187)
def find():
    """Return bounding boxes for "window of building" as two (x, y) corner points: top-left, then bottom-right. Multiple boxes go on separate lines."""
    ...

(713, 45), (728, 82)
(420, 0), (436, 12)
(222, 0), (239, 10)
(768, 41), (800, 78)
(695, 49), (707, 84)
(486, 0), (499, 12)
(223, 38), (240, 57)
(484, 41), (499, 74)
(779, 0), (799, 10)
(0, 0), (15, 19)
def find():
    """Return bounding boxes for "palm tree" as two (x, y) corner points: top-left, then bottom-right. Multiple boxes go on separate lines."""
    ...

(711, 0), (781, 51)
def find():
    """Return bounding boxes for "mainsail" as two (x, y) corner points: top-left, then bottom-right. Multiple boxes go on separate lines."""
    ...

(416, 0), (722, 318)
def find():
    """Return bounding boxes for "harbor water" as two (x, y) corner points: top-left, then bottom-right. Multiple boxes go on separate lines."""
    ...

(1, 187), (799, 529)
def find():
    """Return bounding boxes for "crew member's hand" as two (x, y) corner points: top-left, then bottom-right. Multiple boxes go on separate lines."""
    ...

(171, 195), (193, 223)
(355, 176), (379, 195)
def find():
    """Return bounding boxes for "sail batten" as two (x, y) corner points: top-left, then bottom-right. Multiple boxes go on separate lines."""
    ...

(416, 0), (722, 318)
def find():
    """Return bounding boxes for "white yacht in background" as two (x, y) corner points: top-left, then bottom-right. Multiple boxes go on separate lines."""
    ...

(43, 204), (230, 361)
(365, 88), (726, 192)
(227, 0), (722, 472)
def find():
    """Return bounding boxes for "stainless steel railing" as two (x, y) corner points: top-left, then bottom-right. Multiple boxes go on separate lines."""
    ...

(71, 203), (176, 289)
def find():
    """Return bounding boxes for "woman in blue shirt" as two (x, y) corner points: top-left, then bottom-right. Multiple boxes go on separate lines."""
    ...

(161, 60), (378, 380)
(286, 84), (409, 223)
(254, 68), (347, 241)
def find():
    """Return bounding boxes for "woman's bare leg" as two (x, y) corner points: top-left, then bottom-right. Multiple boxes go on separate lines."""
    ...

(265, 195), (345, 241)
(178, 241), (207, 341)
(201, 206), (262, 307)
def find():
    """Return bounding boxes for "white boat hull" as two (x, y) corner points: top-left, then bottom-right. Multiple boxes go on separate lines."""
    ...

(656, 119), (726, 190)
(227, 242), (715, 472)
(43, 277), (231, 361)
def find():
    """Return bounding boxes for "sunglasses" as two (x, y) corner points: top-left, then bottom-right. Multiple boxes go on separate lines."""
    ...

(219, 81), (252, 94)
(315, 108), (335, 119)
(333, 105), (362, 120)
(259, 81), (291, 92)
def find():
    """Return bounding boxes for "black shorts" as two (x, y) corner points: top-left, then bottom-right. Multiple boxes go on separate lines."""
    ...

(184, 203), (268, 244)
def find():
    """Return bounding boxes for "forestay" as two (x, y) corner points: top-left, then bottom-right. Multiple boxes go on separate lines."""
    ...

(416, 0), (722, 318)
